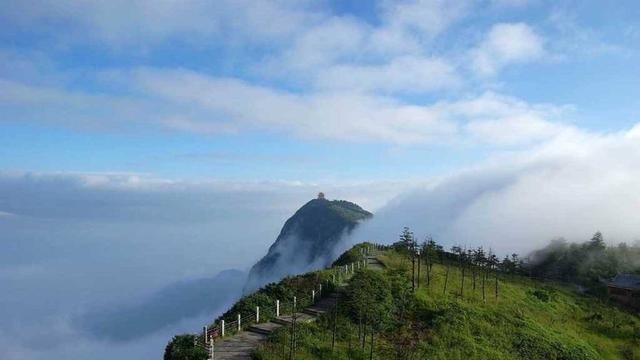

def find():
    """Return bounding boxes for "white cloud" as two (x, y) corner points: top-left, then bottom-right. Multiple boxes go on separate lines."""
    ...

(0, 78), (155, 132)
(380, 0), (471, 38)
(0, 2), (581, 148)
(491, 0), (531, 7)
(547, 8), (628, 57)
(315, 56), (460, 93)
(0, 0), (471, 51)
(275, 17), (369, 71)
(448, 92), (574, 145)
(0, 68), (572, 146)
(259, 1), (470, 93)
(471, 22), (546, 76)
(350, 123), (640, 254)
(466, 114), (568, 145)
(0, 170), (400, 359)
(132, 68), (573, 145)
(0, 0), (320, 47)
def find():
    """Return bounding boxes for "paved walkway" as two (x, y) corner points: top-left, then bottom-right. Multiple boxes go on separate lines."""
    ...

(212, 255), (383, 359)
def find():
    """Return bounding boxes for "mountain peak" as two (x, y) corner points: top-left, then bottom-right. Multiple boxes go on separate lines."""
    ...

(243, 197), (372, 293)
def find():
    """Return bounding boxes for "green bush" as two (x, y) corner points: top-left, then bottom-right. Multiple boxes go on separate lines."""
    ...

(164, 334), (208, 360)
(332, 243), (371, 266)
(531, 289), (550, 302)
(512, 320), (599, 360)
(213, 270), (336, 328)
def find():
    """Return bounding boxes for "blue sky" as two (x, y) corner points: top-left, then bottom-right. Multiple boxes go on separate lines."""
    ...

(1, 2), (640, 359)
(1, 0), (638, 182)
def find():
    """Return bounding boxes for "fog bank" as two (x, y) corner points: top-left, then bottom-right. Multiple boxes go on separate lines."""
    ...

(0, 172), (394, 359)
(351, 125), (640, 254)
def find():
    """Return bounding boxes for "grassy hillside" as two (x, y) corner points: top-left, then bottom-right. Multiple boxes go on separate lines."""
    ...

(254, 248), (640, 360)
(164, 243), (373, 359)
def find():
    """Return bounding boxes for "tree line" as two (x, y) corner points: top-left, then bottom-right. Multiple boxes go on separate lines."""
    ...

(526, 231), (640, 295)
(397, 227), (640, 297)
(397, 227), (524, 301)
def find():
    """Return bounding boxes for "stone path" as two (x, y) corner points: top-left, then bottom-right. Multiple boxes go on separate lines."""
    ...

(212, 331), (266, 360)
(366, 255), (384, 271)
(212, 292), (338, 359)
(211, 255), (383, 359)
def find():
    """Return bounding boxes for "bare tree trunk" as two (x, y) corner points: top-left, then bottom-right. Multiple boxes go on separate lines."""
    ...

(417, 255), (421, 289)
(369, 329), (375, 360)
(282, 326), (287, 359)
(461, 264), (465, 298)
(332, 300), (338, 352)
(358, 313), (362, 346)
(426, 255), (431, 286)
(412, 255), (416, 291)
(495, 270), (499, 301)
(292, 318), (295, 359)
(348, 324), (352, 357)
(482, 270), (486, 302)
(289, 300), (297, 360)
(361, 319), (367, 350)
(443, 262), (450, 295)
(472, 268), (476, 291)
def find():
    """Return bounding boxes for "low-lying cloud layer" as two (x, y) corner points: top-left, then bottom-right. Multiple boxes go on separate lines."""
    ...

(0, 172), (396, 359)
(76, 269), (246, 342)
(351, 124), (640, 254)
(2, 124), (640, 359)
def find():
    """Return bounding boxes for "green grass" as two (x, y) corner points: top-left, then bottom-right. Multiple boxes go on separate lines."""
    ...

(254, 249), (640, 360)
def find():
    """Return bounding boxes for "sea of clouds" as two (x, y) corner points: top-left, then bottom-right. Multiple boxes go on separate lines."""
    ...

(2, 125), (640, 359)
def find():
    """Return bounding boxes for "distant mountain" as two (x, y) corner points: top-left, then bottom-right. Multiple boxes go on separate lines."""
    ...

(77, 269), (246, 342)
(244, 195), (372, 292)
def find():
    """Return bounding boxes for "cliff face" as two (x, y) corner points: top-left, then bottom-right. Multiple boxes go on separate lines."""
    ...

(243, 198), (372, 293)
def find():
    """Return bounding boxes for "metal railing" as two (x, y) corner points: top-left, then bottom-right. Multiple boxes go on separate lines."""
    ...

(195, 243), (385, 358)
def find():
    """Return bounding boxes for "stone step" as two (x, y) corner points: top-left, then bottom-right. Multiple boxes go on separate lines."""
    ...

(303, 308), (324, 316)
(272, 317), (292, 326)
(272, 312), (315, 326)
(247, 322), (281, 335)
(247, 326), (271, 335)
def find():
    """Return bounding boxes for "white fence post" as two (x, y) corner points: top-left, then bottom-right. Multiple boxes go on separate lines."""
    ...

(256, 306), (260, 323)
(312, 289), (315, 303)
(276, 299), (280, 317)
(221, 320), (225, 337)
(319, 283), (322, 295)
(204, 326), (208, 345)
(210, 337), (215, 360)
(351, 263), (354, 273)
(237, 313), (241, 332)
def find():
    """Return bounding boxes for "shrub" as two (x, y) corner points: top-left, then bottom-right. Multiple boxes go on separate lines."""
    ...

(531, 289), (550, 302)
(164, 334), (208, 360)
(512, 320), (599, 360)
(332, 243), (371, 266)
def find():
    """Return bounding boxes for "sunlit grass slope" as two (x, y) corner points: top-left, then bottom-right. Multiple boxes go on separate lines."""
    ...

(254, 249), (640, 360)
